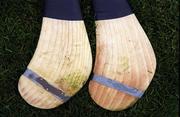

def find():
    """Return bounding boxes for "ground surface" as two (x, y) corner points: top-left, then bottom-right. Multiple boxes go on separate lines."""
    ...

(0, 0), (179, 117)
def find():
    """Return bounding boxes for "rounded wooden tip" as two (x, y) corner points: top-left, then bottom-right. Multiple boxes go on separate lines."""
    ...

(18, 76), (63, 109)
(89, 81), (138, 111)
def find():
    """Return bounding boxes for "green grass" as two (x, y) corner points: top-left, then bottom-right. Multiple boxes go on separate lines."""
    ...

(0, 0), (179, 117)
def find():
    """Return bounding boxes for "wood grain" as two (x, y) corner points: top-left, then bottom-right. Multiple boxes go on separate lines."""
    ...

(89, 14), (156, 111)
(18, 17), (92, 109)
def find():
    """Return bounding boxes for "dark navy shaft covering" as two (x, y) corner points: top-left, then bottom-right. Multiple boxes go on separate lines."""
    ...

(44, 0), (82, 20)
(92, 0), (132, 20)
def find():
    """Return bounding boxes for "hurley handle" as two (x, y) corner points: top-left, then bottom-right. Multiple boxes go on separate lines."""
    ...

(92, 0), (132, 20)
(43, 0), (82, 20)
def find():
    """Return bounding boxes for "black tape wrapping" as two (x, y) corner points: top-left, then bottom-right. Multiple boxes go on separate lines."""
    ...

(44, 0), (82, 20)
(92, 0), (132, 20)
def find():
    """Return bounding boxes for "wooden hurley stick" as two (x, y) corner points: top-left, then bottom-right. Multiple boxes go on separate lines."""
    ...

(89, 0), (156, 111)
(18, 0), (92, 109)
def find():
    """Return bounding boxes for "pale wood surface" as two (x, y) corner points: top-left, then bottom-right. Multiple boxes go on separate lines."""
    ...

(89, 14), (156, 111)
(18, 17), (92, 109)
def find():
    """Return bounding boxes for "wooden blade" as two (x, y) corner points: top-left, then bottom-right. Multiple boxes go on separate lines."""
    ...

(18, 17), (92, 109)
(89, 14), (156, 111)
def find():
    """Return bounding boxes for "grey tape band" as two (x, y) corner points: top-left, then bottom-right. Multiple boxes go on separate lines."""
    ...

(92, 75), (144, 98)
(23, 68), (70, 102)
